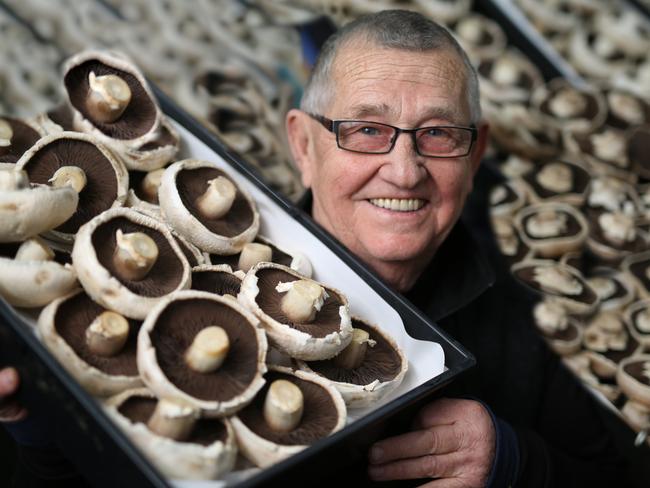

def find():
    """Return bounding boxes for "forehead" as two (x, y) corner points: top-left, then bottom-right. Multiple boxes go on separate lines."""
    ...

(329, 41), (469, 123)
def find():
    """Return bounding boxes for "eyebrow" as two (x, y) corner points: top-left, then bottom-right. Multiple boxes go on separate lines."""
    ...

(345, 103), (463, 125)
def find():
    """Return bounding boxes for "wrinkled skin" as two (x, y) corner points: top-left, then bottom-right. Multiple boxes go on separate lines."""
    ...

(287, 42), (494, 486)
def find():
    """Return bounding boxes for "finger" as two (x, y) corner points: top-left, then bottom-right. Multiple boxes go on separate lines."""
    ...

(0, 399), (27, 423)
(0, 367), (19, 397)
(368, 452), (459, 481)
(417, 478), (465, 488)
(369, 425), (461, 464)
(414, 398), (483, 429)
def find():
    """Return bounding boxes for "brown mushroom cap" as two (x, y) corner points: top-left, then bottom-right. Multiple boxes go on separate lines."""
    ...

(520, 160), (590, 204)
(191, 265), (242, 297)
(0, 117), (41, 163)
(534, 78), (606, 132)
(138, 290), (267, 416)
(38, 290), (142, 396)
(17, 132), (128, 240)
(617, 355), (650, 406)
(64, 51), (160, 142)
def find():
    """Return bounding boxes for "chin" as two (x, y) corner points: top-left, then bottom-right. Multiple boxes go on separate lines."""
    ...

(360, 233), (434, 264)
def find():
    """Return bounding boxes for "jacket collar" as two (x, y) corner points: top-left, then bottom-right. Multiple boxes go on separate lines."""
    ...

(298, 190), (495, 322)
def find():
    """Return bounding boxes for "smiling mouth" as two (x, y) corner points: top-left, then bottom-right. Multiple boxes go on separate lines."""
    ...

(368, 198), (426, 212)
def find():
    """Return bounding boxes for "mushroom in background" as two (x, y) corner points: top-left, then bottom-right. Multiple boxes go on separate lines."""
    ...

(0, 116), (41, 163)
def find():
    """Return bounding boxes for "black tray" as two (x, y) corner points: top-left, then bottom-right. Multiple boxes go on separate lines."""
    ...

(0, 87), (475, 487)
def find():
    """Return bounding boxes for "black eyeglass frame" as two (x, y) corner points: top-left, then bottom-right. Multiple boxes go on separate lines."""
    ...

(307, 112), (478, 158)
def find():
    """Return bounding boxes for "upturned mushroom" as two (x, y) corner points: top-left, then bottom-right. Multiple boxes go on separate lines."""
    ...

(296, 317), (408, 408)
(519, 160), (590, 207)
(210, 235), (312, 278)
(231, 365), (346, 468)
(625, 300), (650, 347)
(72, 207), (191, 320)
(617, 355), (650, 407)
(0, 167), (78, 243)
(586, 211), (646, 262)
(0, 237), (77, 308)
(239, 262), (353, 361)
(17, 131), (129, 243)
(116, 117), (181, 172)
(38, 289), (143, 396)
(63, 50), (163, 148)
(0, 116), (41, 163)
(138, 290), (267, 417)
(622, 251), (650, 300)
(159, 159), (259, 254)
(532, 300), (582, 356)
(191, 264), (242, 298)
(105, 388), (237, 480)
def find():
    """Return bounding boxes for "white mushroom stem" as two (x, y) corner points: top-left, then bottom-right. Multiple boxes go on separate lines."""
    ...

(333, 328), (376, 370)
(0, 168), (29, 191)
(280, 280), (327, 323)
(48, 166), (88, 193)
(185, 326), (230, 373)
(147, 399), (199, 441)
(140, 168), (165, 204)
(263, 379), (304, 433)
(0, 119), (13, 147)
(195, 176), (236, 219)
(238, 242), (272, 272)
(87, 71), (132, 123)
(15, 238), (55, 262)
(85, 311), (129, 357)
(113, 229), (159, 281)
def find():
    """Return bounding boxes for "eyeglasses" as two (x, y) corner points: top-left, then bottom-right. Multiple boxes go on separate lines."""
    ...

(307, 113), (477, 158)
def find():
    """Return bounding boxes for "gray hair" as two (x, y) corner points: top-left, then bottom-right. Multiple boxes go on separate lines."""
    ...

(300, 10), (481, 124)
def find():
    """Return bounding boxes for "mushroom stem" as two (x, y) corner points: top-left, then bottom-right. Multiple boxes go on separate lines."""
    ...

(113, 229), (159, 281)
(185, 326), (230, 373)
(85, 311), (129, 357)
(238, 242), (272, 272)
(333, 328), (375, 370)
(48, 166), (87, 193)
(195, 176), (236, 219)
(0, 168), (29, 191)
(280, 280), (327, 323)
(0, 119), (13, 147)
(147, 399), (198, 441)
(15, 237), (55, 262)
(263, 379), (304, 433)
(140, 168), (165, 204)
(87, 71), (132, 123)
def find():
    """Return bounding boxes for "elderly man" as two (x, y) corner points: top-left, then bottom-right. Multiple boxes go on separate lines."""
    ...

(286, 9), (626, 488)
(0, 9), (629, 488)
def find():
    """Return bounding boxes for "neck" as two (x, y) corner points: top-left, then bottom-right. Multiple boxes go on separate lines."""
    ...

(367, 247), (437, 293)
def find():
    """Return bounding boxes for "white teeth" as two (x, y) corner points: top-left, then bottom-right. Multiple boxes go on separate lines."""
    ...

(368, 198), (425, 212)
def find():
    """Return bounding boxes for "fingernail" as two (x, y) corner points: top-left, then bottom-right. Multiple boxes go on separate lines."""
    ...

(369, 445), (383, 463)
(0, 369), (16, 390)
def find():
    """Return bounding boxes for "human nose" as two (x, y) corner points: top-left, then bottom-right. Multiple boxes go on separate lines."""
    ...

(379, 131), (426, 188)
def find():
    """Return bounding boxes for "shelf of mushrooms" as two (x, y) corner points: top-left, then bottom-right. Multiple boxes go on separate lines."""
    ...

(0, 48), (409, 482)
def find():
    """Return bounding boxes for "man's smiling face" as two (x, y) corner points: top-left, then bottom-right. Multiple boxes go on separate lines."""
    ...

(288, 42), (486, 290)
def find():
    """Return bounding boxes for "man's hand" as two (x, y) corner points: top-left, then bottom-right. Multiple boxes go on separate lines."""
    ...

(0, 367), (27, 422)
(368, 398), (496, 487)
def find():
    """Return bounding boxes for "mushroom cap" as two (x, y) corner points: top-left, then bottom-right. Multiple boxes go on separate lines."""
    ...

(625, 300), (650, 347)
(191, 264), (242, 298)
(116, 117), (180, 171)
(38, 289), (143, 396)
(137, 290), (267, 417)
(622, 251), (650, 300)
(0, 116), (41, 163)
(0, 252), (77, 307)
(159, 159), (259, 254)
(17, 131), (129, 243)
(209, 235), (312, 278)
(238, 262), (353, 361)
(0, 180), (78, 243)
(519, 159), (591, 206)
(296, 317), (408, 409)
(33, 104), (75, 136)
(617, 355), (650, 407)
(63, 50), (162, 147)
(478, 48), (543, 104)
(231, 365), (347, 468)
(104, 388), (237, 480)
(72, 207), (191, 320)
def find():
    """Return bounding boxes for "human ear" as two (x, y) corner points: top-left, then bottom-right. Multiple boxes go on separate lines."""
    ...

(469, 122), (489, 176)
(286, 109), (316, 188)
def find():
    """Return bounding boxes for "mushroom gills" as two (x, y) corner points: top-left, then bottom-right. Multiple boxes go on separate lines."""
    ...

(147, 398), (199, 441)
(48, 166), (88, 194)
(85, 311), (130, 357)
(87, 71), (132, 123)
(0, 119), (13, 147)
(195, 176), (236, 219)
(333, 328), (376, 370)
(263, 379), (304, 433)
(278, 280), (328, 323)
(185, 325), (230, 373)
(113, 229), (159, 281)
(238, 242), (272, 272)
